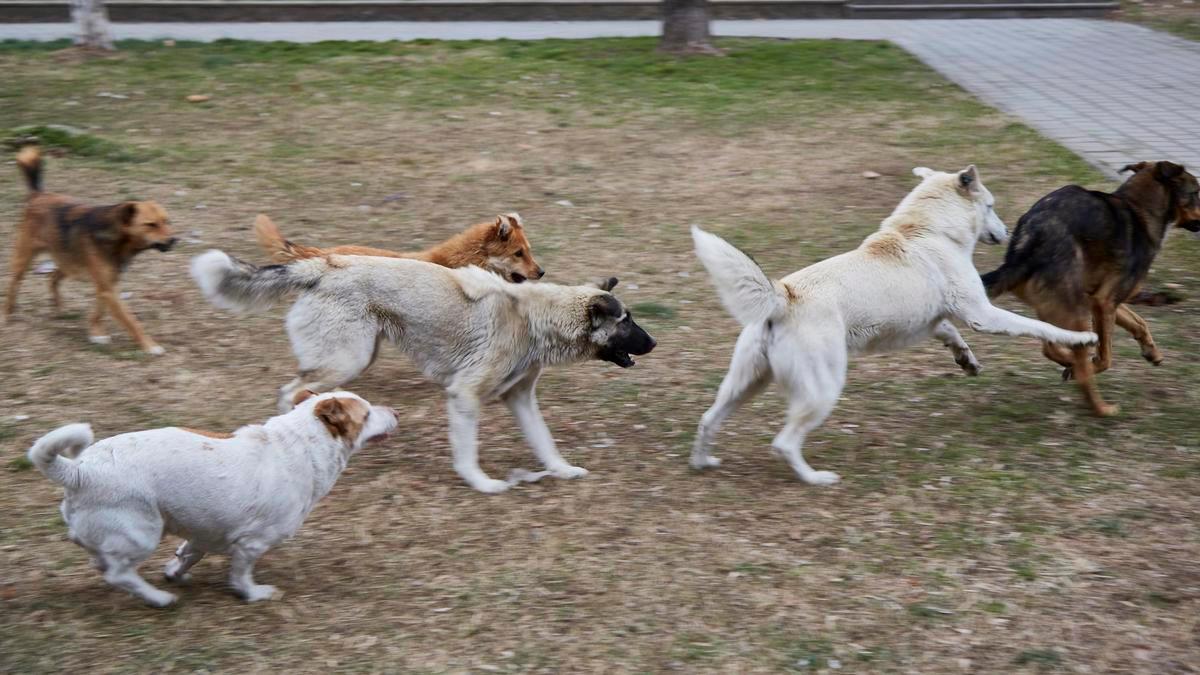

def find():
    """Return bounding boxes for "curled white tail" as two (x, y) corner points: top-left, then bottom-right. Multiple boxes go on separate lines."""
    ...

(28, 423), (93, 488)
(691, 226), (789, 326)
(191, 250), (322, 313)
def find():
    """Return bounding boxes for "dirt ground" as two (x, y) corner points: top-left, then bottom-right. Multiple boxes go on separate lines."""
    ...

(1, 39), (1198, 673)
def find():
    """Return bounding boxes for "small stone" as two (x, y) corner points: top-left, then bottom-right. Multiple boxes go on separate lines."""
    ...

(97, 92), (129, 100)
(162, 39), (176, 47)
(186, 95), (211, 103)
(13, 415), (30, 421)
(555, 200), (574, 207)
(862, 171), (881, 179)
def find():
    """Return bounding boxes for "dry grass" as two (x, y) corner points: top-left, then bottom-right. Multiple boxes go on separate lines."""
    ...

(1, 38), (1198, 673)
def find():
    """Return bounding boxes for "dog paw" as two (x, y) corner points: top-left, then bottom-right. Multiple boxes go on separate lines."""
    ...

(801, 470), (841, 486)
(1095, 404), (1120, 418)
(1078, 331), (1099, 346)
(239, 584), (277, 603)
(550, 465), (589, 479)
(163, 561), (190, 584)
(471, 478), (512, 494)
(1061, 366), (1074, 382)
(89, 335), (112, 345)
(145, 345), (166, 356)
(689, 454), (722, 470)
(962, 361), (982, 376)
(143, 590), (178, 608)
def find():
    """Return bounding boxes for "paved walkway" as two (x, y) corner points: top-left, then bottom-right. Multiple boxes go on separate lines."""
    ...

(4, 19), (1198, 176)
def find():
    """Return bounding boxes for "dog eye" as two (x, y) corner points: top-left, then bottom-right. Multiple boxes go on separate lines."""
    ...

(514, 251), (525, 258)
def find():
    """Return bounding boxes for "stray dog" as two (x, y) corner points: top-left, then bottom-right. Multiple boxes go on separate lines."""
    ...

(191, 251), (655, 493)
(27, 390), (398, 607)
(982, 161), (1200, 416)
(254, 212), (545, 283)
(5, 147), (177, 354)
(690, 166), (1099, 485)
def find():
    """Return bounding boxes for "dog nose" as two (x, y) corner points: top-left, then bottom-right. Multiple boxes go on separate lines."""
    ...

(647, 337), (657, 352)
(166, 237), (179, 249)
(536, 267), (545, 279)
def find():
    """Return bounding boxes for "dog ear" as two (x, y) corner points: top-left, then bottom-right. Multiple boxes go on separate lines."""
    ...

(589, 293), (623, 326)
(501, 212), (523, 229)
(495, 215), (513, 241)
(1120, 161), (1152, 174)
(1155, 161), (1185, 181)
(115, 202), (139, 227)
(291, 389), (319, 406)
(959, 165), (978, 190)
(591, 277), (618, 292)
(313, 396), (366, 441)
(912, 167), (935, 179)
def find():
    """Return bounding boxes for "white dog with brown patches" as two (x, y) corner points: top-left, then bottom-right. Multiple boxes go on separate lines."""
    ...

(690, 166), (1100, 485)
(26, 391), (398, 607)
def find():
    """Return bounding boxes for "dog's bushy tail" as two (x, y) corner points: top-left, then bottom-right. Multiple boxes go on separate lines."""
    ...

(191, 249), (323, 313)
(254, 214), (327, 263)
(28, 423), (92, 489)
(16, 146), (43, 193)
(980, 262), (1027, 299)
(691, 226), (789, 326)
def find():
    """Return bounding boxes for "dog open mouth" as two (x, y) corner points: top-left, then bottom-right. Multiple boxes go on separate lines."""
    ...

(509, 272), (528, 283)
(1180, 219), (1200, 233)
(599, 347), (635, 368)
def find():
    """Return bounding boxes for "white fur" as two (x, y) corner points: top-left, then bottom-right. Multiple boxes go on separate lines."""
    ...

(194, 253), (644, 494)
(691, 166), (1097, 485)
(27, 392), (397, 607)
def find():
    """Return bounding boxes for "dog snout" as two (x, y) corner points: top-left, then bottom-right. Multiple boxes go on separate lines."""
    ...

(156, 237), (179, 252)
(536, 267), (545, 279)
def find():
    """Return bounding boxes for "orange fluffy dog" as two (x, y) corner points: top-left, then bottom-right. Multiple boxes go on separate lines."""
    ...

(5, 147), (177, 354)
(254, 211), (545, 283)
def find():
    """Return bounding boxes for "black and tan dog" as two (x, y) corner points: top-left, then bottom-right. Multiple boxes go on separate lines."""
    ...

(983, 161), (1200, 416)
(5, 147), (177, 354)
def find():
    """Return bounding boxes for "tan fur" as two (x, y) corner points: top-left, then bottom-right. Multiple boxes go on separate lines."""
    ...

(291, 389), (319, 406)
(314, 397), (369, 442)
(5, 149), (176, 354)
(179, 427), (234, 440)
(862, 232), (907, 260)
(254, 213), (544, 283)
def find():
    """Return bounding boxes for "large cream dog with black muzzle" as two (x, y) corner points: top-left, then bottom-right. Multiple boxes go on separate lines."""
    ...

(191, 253), (656, 494)
(690, 166), (1099, 485)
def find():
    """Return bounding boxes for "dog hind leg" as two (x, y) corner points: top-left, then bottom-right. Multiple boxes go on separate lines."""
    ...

(48, 269), (64, 312)
(691, 323), (771, 470)
(164, 540), (206, 583)
(3, 232), (37, 318)
(448, 389), (510, 494)
(769, 327), (845, 485)
(84, 515), (175, 607)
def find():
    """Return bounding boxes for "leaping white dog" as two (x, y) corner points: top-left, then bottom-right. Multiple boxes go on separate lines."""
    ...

(690, 165), (1098, 485)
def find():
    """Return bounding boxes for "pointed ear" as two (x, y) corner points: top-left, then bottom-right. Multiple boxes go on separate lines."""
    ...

(958, 165), (978, 190)
(291, 389), (319, 406)
(912, 167), (935, 179)
(501, 212), (523, 229)
(115, 202), (139, 227)
(1155, 161), (1185, 181)
(1120, 161), (1152, 174)
(494, 215), (513, 241)
(591, 277), (618, 291)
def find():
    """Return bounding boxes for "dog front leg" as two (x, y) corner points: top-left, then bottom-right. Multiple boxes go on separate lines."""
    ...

(958, 302), (1097, 346)
(933, 320), (980, 375)
(504, 379), (588, 480)
(98, 289), (164, 355)
(1115, 304), (1163, 366)
(447, 391), (510, 494)
(229, 540), (276, 602)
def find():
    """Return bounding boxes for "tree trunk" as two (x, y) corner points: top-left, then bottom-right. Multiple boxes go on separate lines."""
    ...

(71, 0), (115, 51)
(660, 0), (719, 55)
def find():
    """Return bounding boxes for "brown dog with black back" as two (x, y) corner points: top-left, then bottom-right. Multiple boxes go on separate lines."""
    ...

(982, 161), (1200, 416)
(5, 147), (177, 354)
(254, 211), (545, 284)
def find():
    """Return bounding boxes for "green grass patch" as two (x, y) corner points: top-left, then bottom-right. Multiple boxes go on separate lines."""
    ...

(4, 124), (154, 163)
